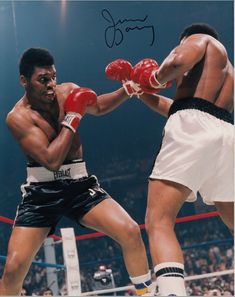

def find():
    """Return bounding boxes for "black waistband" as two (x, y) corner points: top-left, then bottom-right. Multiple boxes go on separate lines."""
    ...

(27, 159), (84, 168)
(168, 97), (233, 124)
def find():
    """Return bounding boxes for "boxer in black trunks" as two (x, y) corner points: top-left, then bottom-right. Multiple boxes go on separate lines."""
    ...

(0, 48), (152, 295)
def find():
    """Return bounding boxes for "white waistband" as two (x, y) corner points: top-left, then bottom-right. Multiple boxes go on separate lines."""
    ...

(26, 162), (88, 183)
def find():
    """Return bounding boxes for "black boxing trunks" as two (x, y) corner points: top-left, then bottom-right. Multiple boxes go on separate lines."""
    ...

(14, 160), (109, 235)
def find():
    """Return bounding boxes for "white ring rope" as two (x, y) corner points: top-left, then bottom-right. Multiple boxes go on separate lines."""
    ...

(81, 269), (234, 296)
(185, 269), (234, 281)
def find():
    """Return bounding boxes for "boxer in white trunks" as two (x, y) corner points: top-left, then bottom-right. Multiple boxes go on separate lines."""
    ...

(105, 23), (234, 296)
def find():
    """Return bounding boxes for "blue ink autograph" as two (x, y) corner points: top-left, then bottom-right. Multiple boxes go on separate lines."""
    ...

(101, 8), (155, 48)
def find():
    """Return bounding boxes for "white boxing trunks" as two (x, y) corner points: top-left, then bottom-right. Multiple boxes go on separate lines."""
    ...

(149, 97), (234, 205)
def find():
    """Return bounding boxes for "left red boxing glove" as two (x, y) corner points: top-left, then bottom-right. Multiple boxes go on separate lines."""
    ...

(105, 59), (143, 97)
(131, 58), (172, 94)
(62, 87), (97, 133)
(105, 59), (132, 81)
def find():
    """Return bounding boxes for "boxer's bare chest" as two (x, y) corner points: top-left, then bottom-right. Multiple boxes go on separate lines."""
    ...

(31, 99), (62, 141)
(29, 106), (82, 162)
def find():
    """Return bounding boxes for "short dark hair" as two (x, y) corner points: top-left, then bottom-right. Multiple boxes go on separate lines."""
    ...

(180, 23), (219, 41)
(19, 48), (54, 79)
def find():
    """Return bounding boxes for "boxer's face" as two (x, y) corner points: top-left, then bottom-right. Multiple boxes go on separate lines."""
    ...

(21, 65), (57, 103)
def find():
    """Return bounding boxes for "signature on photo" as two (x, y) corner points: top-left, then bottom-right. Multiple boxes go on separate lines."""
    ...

(101, 8), (155, 48)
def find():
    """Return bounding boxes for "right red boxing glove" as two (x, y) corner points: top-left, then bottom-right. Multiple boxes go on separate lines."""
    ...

(62, 87), (97, 133)
(105, 59), (143, 97)
(131, 58), (160, 94)
(131, 58), (172, 94)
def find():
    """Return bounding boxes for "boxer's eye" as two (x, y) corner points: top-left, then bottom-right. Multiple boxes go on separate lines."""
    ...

(39, 77), (48, 84)
(39, 76), (56, 84)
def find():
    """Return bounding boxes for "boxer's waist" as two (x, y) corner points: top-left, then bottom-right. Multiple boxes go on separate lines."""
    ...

(168, 97), (233, 124)
(26, 159), (88, 183)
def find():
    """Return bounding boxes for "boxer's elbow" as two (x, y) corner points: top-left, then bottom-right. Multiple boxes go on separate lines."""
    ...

(39, 156), (62, 171)
(170, 53), (188, 69)
(47, 162), (61, 172)
(86, 105), (101, 116)
(164, 53), (194, 76)
(88, 103), (107, 116)
(171, 48), (202, 71)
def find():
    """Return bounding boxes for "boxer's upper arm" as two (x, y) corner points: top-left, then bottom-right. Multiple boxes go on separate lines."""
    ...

(158, 35), (207, 81)
(87, 88), (128, 116)
(7, 112), (51, 165)
(172, 35), (207, 68)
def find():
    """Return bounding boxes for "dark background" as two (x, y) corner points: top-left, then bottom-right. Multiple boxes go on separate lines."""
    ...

(0, 0), (233, 232)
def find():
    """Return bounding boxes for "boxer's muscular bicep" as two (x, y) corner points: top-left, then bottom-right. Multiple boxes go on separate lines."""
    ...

(178, 43), (205, 67)
(7, 112), (73, 170)
(7, 114), (52, 166)
(87, 88), (128, 116)
(20, 129), (52, 164)
(171, 36), (206, 69)
(159, 36), (207, 81)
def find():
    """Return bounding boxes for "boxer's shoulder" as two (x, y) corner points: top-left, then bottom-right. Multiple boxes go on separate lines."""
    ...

(6, 99), (34, 134)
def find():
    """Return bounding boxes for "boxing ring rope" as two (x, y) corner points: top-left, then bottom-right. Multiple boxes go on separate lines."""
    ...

(0, 211), (233, 295)
(0, 211), (232, 267)
(0, 237), (233, 267)
(77, 211), (221, 241)
(0, 255), (64, 269)
(0, 211), (221, 241)
(0, 259), (232, 296)
(80, 269), (235, 296)
(1, 211), (220, 241)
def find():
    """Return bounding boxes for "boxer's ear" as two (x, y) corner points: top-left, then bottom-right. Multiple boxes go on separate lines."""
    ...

(20, 75), (28, 87)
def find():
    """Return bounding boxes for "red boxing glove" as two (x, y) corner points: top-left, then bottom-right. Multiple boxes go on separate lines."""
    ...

(62, 87), (97, 133)
(105, 59), (132, 81)
(105, 59), (143, 97)
(131, 58), (172, 94)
